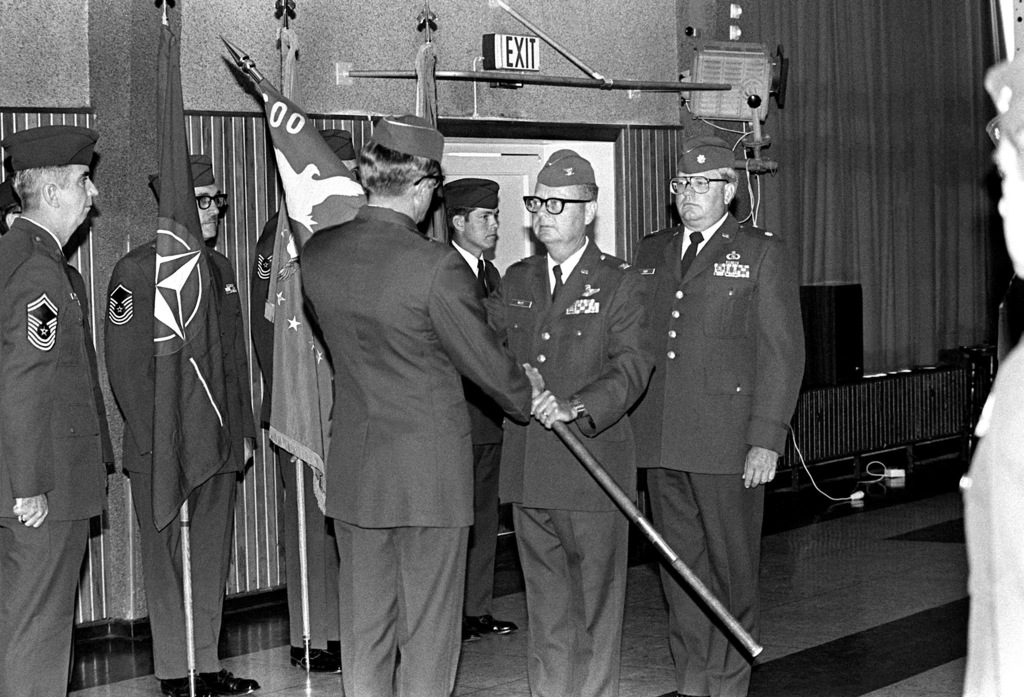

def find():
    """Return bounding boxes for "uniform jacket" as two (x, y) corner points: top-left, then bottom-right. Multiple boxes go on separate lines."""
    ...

(631, 216), (805, 474)
(250, 214), (277, 426)
(300, 205), (532, 528)
(487, 241), (650, 511)
(105, 242), (256, 475)
(457, 253), (504, 445)
(0, 218), (111, 520)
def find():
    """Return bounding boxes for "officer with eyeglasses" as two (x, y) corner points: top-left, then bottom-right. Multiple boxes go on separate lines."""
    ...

(104, 154), (259, 697)
(486, 149), (650, 697)
(631, 135), (804, 697)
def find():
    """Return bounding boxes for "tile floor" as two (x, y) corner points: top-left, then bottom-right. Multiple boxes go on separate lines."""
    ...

(69, 457), (971, 697)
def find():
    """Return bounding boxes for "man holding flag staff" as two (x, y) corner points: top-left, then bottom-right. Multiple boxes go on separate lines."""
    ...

(0, 124), (113, 697)
(301, 115), (533, 697)
(106, 153), (259, 697)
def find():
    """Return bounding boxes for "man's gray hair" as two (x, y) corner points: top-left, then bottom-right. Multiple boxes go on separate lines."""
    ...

(13, 166), (75, 211)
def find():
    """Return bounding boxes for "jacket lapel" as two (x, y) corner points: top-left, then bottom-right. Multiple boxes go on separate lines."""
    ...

(546, 242), (600, 320)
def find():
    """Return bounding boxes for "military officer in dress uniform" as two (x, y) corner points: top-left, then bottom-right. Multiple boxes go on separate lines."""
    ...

(250, 128), (357, 674)
(301, 115), (533, 697)
(485, 150), (650, 697)
(1, 176), (22, 235)
(0, 125), (113, 697)
(105, 155), (259, 697)
(631, 136), (805, 697)
(442, 177), (520, 643)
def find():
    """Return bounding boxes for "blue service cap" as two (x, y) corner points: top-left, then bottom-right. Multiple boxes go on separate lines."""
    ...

(369, 115), (444, 162)
(537, 149), (596, 189)
(0, 125), (98, 172)
(443, 178), (499, 209)
(677, 135), (735, 174)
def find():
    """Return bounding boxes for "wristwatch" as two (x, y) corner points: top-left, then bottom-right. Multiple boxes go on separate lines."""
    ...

(569, 395), (588, 420)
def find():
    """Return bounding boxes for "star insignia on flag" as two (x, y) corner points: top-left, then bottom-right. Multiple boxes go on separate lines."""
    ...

(154, 230), (204, 344)
(277, 292), (285, 305)
(288, 316), (301, 331)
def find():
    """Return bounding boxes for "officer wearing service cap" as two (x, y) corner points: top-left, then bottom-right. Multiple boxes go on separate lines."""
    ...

(302, 115), (532, 697)
(250, 128), (359, 674)
(442, 177), (520, 642)
(485, 149), (650, 697)
(105, 154), (258, 697)
(0, 124), (113, 696)
(0, 177), (21, 235)
(631, 135), (804, 697)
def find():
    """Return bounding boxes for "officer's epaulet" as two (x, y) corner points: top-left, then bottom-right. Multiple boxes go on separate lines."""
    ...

(597, 252), (629, 270)
(641, 226), (680, 241)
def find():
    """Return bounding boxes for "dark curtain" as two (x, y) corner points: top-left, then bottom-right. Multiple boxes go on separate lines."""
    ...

(749, 1), (1001, 371)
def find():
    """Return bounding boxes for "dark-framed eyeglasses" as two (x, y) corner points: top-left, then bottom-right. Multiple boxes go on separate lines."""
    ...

(669, 176), (730, 195)
(196, 193), (228, 210)
(414, 175), (444, 190)
(523, 196), (592, 215)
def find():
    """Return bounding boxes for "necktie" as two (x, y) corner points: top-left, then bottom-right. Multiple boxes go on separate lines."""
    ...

(477, 257), (490, 297)
(679, 231), (705, 280)
(552, 264), (564, 300)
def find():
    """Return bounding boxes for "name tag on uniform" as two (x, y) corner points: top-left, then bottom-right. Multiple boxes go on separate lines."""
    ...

(509, 299), (533, 308)
(639, 268), (656, 275)
(566, 299), (600, 315)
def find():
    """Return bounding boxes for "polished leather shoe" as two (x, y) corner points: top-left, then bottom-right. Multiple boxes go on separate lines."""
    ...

(461, 619), (481, 642)
(160, 676), (213, 697)
(198, 670), (260, 695)
(463, 614), (518, 636)
(289, 646), (341, 673)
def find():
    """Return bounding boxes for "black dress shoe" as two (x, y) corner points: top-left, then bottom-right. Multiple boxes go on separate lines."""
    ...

(198, 670), (260, 695)
(461, 619), (481, 642)
(160, 676), (213, 697)
(290, 646), (342, 673)
(463, 614), (518, 636)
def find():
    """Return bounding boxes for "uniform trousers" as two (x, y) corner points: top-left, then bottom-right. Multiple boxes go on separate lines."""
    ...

(334, 521), (468, 697)
(0, 517), (88, 697)
(278, 447), (340, 649)
(131, 470), (237, 678)
(513, 505), (629, 697)
(646, 468), (764, 697)
(465, 442), (501, 617)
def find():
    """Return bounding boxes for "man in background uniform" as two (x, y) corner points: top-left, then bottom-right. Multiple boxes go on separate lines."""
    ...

(631, 136), (805, 697)
(0, 125), (112, 696)
(443, 177), (520, 643)
(301, 115), (533, 697)
(105, 154), (259, 697)
(486, 150), (650, 697)
(1, 177), (21, 235)
(250, 128), (357, 674)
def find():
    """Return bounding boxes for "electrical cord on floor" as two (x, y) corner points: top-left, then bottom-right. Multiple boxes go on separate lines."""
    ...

(790, 430), (865, 502)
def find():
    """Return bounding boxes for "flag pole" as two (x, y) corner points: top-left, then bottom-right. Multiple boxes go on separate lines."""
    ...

(276, 10), (313, 672)
(550, 421), (764, 657)
(180, 500), (199, 697)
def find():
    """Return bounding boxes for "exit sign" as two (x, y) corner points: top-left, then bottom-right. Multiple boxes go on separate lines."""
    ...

(482, 33), (540, 72)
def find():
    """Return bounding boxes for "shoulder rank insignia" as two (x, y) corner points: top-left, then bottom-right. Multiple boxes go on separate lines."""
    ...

(618, 262), (631, 270)
(582, 284), (600, 297)
(510, 299), (533, 309)
(566, 299), (600, 315)
(256, 253), (273, 280)
(108, 284), (133, 325)
(27, 293), (58, 351)
(764, 231), (774, 237)
(225, 283), (238, 294)
(639, 268), (656, 275)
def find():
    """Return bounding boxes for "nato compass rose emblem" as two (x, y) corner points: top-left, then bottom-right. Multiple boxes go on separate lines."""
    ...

(154, 228), (205, 355)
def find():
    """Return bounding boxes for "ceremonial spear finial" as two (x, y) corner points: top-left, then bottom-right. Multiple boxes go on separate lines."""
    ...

(222, 37), (266, 84)
(275, 0), (297, 26)
(417, 2), (438, 42)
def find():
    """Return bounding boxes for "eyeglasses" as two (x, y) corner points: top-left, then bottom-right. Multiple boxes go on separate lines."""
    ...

(196, 193), (228, 210)
(415, 175), (444, 189)
(523, 196), (592, 215)
(669, 177), (730, 195)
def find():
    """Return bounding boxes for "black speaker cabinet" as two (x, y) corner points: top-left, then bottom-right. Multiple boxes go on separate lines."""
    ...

(799, 283), (863, 387)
